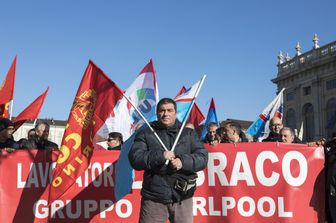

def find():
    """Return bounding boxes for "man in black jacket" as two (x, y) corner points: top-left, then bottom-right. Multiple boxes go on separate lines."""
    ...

(262, 117), (283, 142)
(128, 98), (208, 223)
(107, 132), (123, 150)
(34, 121), (58, 150)
(0, 118), (19, 150)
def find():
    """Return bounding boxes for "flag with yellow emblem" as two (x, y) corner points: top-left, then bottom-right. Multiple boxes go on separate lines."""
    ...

(48, 60), (124, 203)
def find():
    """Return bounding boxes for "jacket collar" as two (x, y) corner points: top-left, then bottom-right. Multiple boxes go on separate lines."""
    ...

(152, 120), (181, 133)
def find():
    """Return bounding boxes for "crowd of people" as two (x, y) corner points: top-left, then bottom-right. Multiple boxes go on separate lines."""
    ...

(0, 118), (59, 152)
(0, 97), (335, 222)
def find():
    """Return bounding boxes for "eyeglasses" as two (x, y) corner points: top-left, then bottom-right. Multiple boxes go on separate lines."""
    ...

(271, 124), (282, 127)
(107, 138), (116, 142)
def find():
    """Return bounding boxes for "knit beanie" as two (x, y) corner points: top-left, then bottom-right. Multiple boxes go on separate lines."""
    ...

(0, 118), (14, 132)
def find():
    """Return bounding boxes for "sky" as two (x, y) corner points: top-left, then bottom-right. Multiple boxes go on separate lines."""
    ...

(0, 0), (335, 122)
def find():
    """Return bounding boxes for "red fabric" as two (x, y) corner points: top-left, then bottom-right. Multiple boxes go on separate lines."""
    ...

(0, 56), (16, 104)
(13, 87), (49, 129)
(188, 103), (205, 128)
(48, 60), (124, 203)
(175, 86), (187, 98)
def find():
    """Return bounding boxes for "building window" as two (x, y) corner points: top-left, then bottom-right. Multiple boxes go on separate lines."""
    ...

(285, 109), (296, 131)
(286, 92), (294, 101)
(326, 79), (336, 90)
(303, 86), (311, 96)
(326, 98), (336, 137)
(302, 103), (315, 141)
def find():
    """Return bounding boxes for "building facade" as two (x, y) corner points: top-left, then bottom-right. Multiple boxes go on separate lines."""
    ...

(272, 34), (336, 141)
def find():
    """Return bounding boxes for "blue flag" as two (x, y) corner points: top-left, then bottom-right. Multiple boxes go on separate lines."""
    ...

(200, 98), (218, 141)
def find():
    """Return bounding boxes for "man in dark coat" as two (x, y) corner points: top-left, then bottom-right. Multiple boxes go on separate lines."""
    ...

(107, 132), (123, 150)
(263, 117), (283, 142)
(0, 118), (20, 150)
(128, 98), (208, 223)
(34, 121), (58, 150)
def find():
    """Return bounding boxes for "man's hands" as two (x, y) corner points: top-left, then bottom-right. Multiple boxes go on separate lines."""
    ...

(170, 158), (183, 171)
(163, 151), (183, 171)
(163, 151), (175, 161)
(1, 148), (15, 153)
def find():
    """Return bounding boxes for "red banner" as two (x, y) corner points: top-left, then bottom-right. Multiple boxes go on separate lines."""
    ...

(0, 143), (325, 222)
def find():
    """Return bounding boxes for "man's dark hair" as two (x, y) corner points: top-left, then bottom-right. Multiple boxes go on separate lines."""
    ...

(0, 118), (14, 132)
(35, 121), (50, 130)
(28, 128), (36, 137)
(216, 126), (224, 135)
(207, 122), (218, 131)
(108, 132), (123, 144)
(224, 121), (249, 142)
(156, 98), (176, 114)
(224, 121), (242, 135)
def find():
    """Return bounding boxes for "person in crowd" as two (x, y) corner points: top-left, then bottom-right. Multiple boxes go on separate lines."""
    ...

(107, 132), (123, 150)
(184, 122), (195, 130)
(278, 127), (295, 143)
(263, 117), (283, 142)
(19, 128), (37, 150)
(27, 128), (36, 140)
(0, 118), (20, 151)
(216, 126), (226, 143)
(34, 121), (58, 150)
(203, 122), (221, 146)
(221, 121), (248, 143)
(128, 98), (208, 223)
(324, 133), (336, 222)
(263, 117), (302, 143)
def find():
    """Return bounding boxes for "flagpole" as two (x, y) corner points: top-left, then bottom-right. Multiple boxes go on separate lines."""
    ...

(121, 93), (169, 151)
(165, 75), (206, 165)
(9, 100), (13, 120)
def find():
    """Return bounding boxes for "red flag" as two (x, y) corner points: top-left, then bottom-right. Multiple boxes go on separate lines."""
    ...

(189, 103), (205, 128)
(13, 87), (49, 130)
(175, 86), (205, 128)
(49, 60), (124, 203)
(0, 103), (10, 118)
(0, 56), (17, 118)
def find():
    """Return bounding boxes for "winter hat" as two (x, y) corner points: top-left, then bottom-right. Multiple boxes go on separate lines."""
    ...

(0, 118), (14, 132)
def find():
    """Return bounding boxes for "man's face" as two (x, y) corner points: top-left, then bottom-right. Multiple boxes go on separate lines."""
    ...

(157, 103), (177, 127)
(280, 129), (294, 143)
(223, 125), (236, 142)
(36, 124), (49, 140)
(107, 137), (121, 148)
(207, 126), (218, 140)
(270, 118), (283, 134)
(28, 130), (36, 140)
(0, 126), (14, 139)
